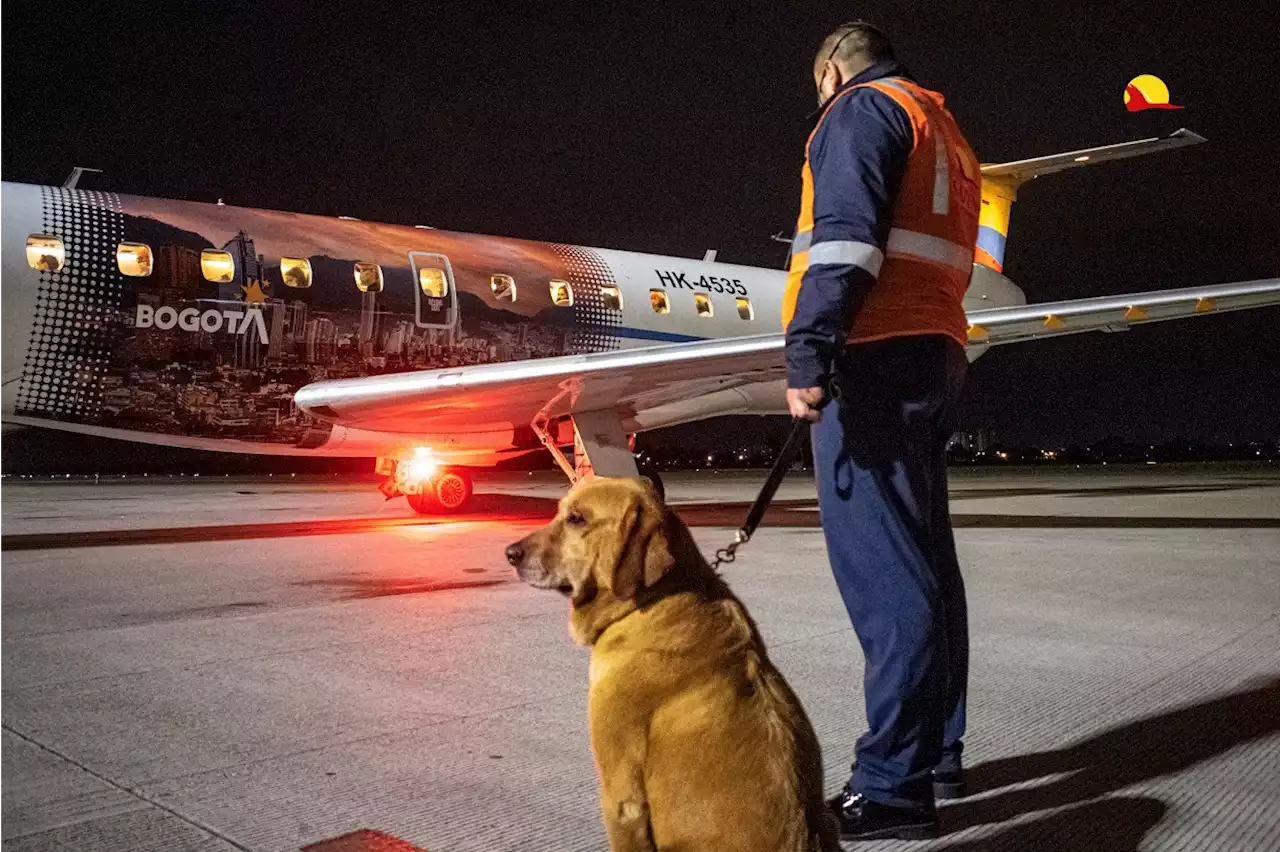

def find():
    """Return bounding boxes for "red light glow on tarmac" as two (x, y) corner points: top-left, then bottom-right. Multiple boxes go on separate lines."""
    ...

(390, 519), (517, 540)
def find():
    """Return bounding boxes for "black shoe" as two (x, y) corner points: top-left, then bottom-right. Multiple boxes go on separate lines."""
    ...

(828, 788), (938, 841)
(932, 767), (967, 800)
(838, 761), (969, 802)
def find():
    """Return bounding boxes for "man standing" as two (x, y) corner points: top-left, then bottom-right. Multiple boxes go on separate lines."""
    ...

(782, 21), (980, 841)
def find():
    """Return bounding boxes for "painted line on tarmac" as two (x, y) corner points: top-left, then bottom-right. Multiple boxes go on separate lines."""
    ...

(5, 502), (1278, 552)
(0, 497), (818, 551)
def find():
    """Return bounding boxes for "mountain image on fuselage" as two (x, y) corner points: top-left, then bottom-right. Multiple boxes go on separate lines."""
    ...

(15, 191), (597, 447)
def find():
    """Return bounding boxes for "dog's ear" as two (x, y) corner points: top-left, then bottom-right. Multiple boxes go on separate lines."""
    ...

(610, 492), (674, 599)
(638, 475), (663, 505)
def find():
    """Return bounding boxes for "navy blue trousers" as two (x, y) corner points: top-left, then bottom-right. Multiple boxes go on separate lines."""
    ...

(810, 334), (969, 808)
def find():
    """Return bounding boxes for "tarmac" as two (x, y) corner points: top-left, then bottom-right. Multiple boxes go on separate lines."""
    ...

(2, 464), (1278, 851)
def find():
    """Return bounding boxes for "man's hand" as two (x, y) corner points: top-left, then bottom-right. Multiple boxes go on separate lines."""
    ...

(787, 386), (826, 422)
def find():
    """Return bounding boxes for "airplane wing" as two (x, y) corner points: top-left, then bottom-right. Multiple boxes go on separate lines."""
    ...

(296, 333), (787, 434)
(295, 277), (1280, 433)
(963, 277), (1280, 346)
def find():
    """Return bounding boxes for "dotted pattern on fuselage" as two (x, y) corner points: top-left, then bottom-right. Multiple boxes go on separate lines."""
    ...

(15, 188), (125, 423)
(550, 244), (622, 353)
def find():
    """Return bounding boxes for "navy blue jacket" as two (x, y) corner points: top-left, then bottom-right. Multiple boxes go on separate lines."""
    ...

(785, 60), (914, 389)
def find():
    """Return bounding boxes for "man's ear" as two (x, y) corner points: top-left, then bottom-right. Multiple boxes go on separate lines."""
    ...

(611, 495), (674, 599)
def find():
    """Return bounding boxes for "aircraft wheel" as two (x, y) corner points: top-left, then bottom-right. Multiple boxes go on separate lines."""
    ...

(430, 468), (474, 512)
(406, 490), (440, 515)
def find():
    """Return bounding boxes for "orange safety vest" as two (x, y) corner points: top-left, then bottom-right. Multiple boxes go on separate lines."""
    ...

(782, 77), (981, 347)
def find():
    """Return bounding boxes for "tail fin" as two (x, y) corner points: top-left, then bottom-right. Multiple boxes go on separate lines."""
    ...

(974, 128), (1205, 272)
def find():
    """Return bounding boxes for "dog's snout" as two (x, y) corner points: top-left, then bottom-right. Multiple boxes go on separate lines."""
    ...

(505, 542), (525, 566)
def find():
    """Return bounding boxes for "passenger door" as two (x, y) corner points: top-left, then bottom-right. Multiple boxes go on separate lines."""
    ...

(408, 251), (457, 329)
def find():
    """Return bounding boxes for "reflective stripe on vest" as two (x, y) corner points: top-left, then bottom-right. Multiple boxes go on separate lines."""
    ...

(877, 78), (949, 214)
(885, 228), (971, 272)
(933, 131), (950, 214)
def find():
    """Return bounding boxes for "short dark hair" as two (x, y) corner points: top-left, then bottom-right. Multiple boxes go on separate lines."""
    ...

(816, 21), (895, 71)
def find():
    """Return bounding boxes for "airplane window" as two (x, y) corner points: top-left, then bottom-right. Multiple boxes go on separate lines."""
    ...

(281, 257), (313, 288)
(694, 293), (714, 318)
(116, 242), (153, 277)
(200, 250), (235, 283)
(355, 261), (384, 293)
(491, 274), (516, 301)
(736, 297), (754, 320)
(26, 235), (65, 272)
(420, 267), (448, 298)
(601, 285), (623, 310)
(649, 289), (670, 314)
(549, 279), (574, 307)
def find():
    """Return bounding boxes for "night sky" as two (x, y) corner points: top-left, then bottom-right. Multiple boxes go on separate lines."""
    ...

(4, 0), (1278, 450)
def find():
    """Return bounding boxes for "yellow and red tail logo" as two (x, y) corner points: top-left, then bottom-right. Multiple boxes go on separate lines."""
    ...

(1124, 75), (1183, 112)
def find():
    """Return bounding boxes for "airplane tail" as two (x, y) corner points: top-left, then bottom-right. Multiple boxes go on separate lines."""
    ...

(975, 128), (1205, 272)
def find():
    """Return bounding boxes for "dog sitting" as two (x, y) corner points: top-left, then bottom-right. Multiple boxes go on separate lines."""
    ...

(506, 476), (838, 852)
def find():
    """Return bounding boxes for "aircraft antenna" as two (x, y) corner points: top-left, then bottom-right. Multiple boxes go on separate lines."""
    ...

(62, 167), (102, 189)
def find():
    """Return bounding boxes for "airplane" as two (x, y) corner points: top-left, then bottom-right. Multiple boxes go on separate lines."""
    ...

(3, 128), (1278, 513)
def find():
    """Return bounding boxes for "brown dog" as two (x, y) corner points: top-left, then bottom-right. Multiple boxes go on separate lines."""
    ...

(506, 476), (838, 852)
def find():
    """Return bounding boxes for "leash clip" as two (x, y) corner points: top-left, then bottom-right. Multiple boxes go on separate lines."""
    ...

(710, 528), (750, 570)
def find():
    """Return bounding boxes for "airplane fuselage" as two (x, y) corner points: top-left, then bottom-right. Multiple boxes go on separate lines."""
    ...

(0, 181), (1025, 463)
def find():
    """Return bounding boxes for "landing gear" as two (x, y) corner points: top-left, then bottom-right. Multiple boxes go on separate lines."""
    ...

(404, 467), (474, 514)
(378, 454), (475, 515)
(527, 399), (667, 504)
(406, 491), (437, 514)
(530, 403), (641, 484)
(430, 468), (474, 512)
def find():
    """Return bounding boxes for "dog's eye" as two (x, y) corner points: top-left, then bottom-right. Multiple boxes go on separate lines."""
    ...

(565, 510), (587, 526)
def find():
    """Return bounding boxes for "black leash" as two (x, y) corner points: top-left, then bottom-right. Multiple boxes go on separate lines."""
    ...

(709, 380), (838, 570)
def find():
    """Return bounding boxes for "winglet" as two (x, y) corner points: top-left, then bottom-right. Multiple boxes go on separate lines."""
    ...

(61, 166), (103, 190)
